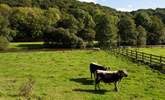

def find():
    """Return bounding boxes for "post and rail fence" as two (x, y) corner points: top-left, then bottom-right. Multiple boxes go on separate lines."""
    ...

(111, 48), (165, 73)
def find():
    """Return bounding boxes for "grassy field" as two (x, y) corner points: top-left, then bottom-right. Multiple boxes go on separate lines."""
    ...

(9, 42), (44, 49)
(135, 48), (165, 57)
(0, 50), (165, 100)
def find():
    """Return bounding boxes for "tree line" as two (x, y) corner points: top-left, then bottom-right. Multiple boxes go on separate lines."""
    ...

(0, 0), (165, 50)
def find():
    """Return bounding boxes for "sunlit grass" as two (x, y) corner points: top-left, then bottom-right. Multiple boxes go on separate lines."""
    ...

(9, 42), (44, 49)
(135, 48), (165, 57)
(0, 50), (164, 99)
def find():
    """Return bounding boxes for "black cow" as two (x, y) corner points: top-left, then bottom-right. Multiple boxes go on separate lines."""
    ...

(90, 62), (110, 79)
(95, 69), (128, 91)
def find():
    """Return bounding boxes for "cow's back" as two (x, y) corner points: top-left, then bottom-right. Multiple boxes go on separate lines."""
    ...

(90, 63), (105, 73)
(99, 73), (119, 83)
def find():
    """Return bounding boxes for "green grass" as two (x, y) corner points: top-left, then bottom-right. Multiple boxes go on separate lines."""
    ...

(0, 50), (165, 100)
(9, 42), (44, 49)
(135, 48), (165, 57)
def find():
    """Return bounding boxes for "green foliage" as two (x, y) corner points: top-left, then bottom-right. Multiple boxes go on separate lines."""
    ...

(136, 25), (147, 46)
(155, 8), (165, 24)
(0, 36), (9, 50)
(96, 14), (119, 48)
(0, 0), (32, 7)
(118, 16), (137, 45)
(57, 15), (79, 33)
(0, 3), (11, 17)
(69, 8), (96, 31)
(10, 7), (48, 41)
(118, 16), (137, 46)
(147, 16), (165, 44)
(0, 1), (165, 47)
(135, 12), (152, 31)
(0, 14), (11, 48)
(0, 15), (9, 36)
(44, 27), (84, 48)
(44, 7), (61, 27)
(78, 28), (95, 41)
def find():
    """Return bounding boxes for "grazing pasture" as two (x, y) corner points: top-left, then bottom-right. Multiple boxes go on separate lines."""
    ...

(0, 50), (165, 100)
(135, 48), (165, 57)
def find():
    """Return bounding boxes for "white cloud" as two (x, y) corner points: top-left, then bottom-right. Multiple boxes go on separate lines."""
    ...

(116, 4), (135, 12)
(78, 0), (97, 3)
(116, 8), (135, 12)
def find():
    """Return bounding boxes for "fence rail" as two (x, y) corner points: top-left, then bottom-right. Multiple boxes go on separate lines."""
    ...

(111, 48), (165, 68)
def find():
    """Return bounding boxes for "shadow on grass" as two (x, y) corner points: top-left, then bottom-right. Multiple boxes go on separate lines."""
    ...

(73, 89), (112, 95)
(149, 64), (165, 74)
(70, 78), (93, 85)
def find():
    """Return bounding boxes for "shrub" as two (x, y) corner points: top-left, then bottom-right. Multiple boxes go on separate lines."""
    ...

(44, 28), (84, 48)
(0, 36), (9, 50)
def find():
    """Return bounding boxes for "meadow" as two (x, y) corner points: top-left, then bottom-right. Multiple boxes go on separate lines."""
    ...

(0, 49), (165, 100)
(135, 48), (165, 57)
(9, 42), (44, 50)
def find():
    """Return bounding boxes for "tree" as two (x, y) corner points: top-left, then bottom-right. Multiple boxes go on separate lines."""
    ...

(135, 12), (152, 31)
(0, 0), (32, 7)
(147, 16), (165, 44)
(44, 27), (84, 48)
(0, 15), (10, 50)
(44, 7), (61, 27)
(69, 8), (96, 31)
(0, 36), (9, 50)
(136, 25), (147, 46)
(57, 15), (79, 34)
(118, 16), (137, 46)
(0, 4), (11, 17)
(78, 28), (95, 42)
(96, 14), (119, 48)
(10, 7), (47, 41)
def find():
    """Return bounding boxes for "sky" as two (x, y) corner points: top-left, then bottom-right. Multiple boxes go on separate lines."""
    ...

(78, 0), (165, 12)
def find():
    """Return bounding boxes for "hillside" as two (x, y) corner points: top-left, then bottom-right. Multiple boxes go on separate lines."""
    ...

(0, 0), (165, 50)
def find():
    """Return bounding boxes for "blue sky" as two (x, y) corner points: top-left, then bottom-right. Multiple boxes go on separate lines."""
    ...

(79, 0), (165, 12)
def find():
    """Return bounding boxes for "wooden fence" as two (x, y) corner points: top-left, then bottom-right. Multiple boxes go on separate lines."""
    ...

(111, 48), (165, 68)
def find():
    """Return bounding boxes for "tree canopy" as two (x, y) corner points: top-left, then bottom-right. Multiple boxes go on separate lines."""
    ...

(0, 0), (164, 49)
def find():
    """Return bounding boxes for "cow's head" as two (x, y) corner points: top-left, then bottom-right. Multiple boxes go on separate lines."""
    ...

(117, 69), (128, 77)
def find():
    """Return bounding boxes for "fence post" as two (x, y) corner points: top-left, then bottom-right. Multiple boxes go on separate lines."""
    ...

(150, 54), (152, 65)
(135, 51), (137, 60)
(142, 52), (144, 62)
(118, 48), (120, 54)
(160, 56), (162, 66)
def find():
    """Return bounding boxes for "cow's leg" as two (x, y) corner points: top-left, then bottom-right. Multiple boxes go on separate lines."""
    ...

(95, 79), (98, 90)
(114, 82), (118, 92)
(95, 83), (97, 90)
(95, 77), (101, 90)
(91, 72), (92, 79)
(94, 72), (96, 79)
